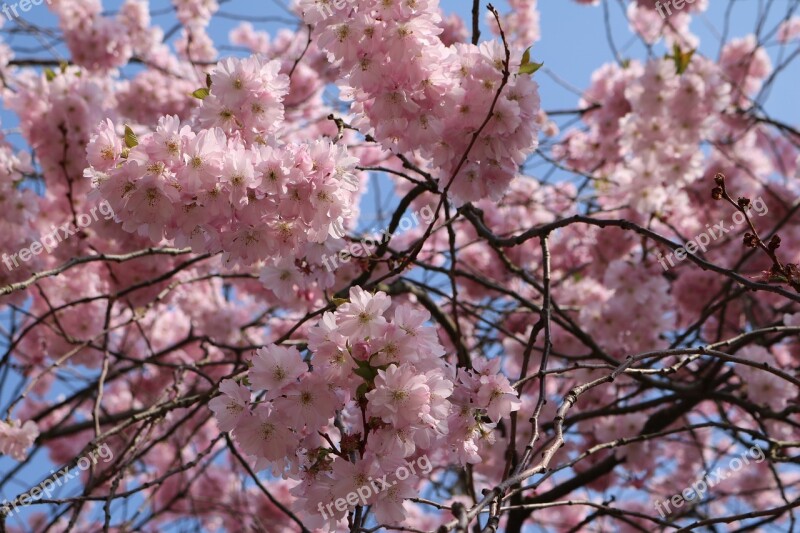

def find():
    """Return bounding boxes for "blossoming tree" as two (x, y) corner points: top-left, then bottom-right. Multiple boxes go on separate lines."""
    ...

(0, 0), (799, 531)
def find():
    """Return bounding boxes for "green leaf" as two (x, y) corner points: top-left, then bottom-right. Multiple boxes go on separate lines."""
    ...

(519, 47), (543, 76)
(355, 383), (370, 400)
(192, 87), (210, 100)
(44, 68), (56, 82)
(519, 46), (544, 74)
(521, 46), (531, 67)
(353, 365), (378, 382)
(669, 44), (695, 74)
(520, 61), (543, 75)
(124, 125), (138, 149)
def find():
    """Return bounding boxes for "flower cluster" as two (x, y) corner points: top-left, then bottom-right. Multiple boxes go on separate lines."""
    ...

(85, 55), (360, 267)
(0, 419), (39, 461)
(46, 0), (161, 71)
(0, 138), (39, 301)
(6, 65), (115, 201)
(556, 54), (732, 215)
(211, 287), (521, 529)
(300, 0), (540, 203)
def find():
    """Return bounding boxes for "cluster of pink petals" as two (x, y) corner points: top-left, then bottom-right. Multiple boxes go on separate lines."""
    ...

(720, 35), (773, 105)
(172, 0), (219, 27)
(211, 287), (521, 530)
(0, 138), (39, 302)
(556, 54), (733, 215)
(0, 419), (39, 461)
(298, 0), (541, 203)
(777, 16), (800, 43)
(85, 55), (360, 267)
(487, 0), (541, 48)
(6, 66), (116, 202)
(45, 0), (160, 70)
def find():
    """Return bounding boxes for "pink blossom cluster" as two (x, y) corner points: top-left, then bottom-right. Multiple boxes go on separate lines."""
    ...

(626, 0), (708, 47)
(299, 0), (541, 203)
(488, 0), (541, 48)
(172, 0), (219, 27)
(719, 35), (773, 105)
(170, 0), (220, 61)
(46, 0), (158, 70)
(777, 17), (800, 43)
(85, 55), (360, 267)
(0, 419), (39, 461)
(0, 137), (39, 303)
(556, 55), (732, 215)
(211, 287), (520, 529)
(5, 66), (116, 201)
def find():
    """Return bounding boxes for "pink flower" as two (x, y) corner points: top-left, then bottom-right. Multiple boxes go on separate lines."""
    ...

(273, 374), (339, 429)
(250, 345), (308, 399)
(178, 128), (225, 193)
(86, 119), (122, 171)
(209, 379), (251, 432)
(371, 476), (418, 525)
(330, 454), (383, 507)
(122, 173), (180, 242)
(0, 419), (39, 461)
(366, 364), (431, 425)
(336, 286), (391, 340)
(777, 17), (800, 43)
(234, 406), (294, 462)
(148, 115), (191, 165)
(258, 258), (303, 302)
(477, 373), (522, 422)
(393, 304), (445, 361)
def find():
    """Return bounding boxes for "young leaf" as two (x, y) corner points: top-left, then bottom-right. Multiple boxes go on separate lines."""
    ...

(124, 125), (138, 149)
(44, 68), (57, 82)
(519, 47), (543, 76)
(353, 365), (378, 382)
(520, 60), (544, 75)
(521, 46), (531, 67)
(669, 44), (695, 74)
(192, 87), (210, 100)
(355, 382), (370, 400)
